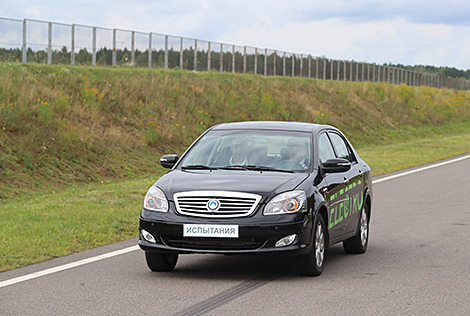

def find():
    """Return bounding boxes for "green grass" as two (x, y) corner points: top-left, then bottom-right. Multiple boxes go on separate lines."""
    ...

(358, 126), (470, 176)
(0, 176), (158, 271)
(1, 62), (470, 272)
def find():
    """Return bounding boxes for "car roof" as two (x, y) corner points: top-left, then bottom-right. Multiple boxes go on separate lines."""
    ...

(211, 121), (332, 133)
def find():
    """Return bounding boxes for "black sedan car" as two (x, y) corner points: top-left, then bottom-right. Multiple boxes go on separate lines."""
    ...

(139, 121), (372, 276)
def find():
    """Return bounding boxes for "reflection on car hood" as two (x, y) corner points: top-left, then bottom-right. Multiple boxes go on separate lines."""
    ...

(156, 170), (310, 203)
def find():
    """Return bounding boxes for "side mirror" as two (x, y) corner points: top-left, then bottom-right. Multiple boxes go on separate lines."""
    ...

(323, 158), (351, 173)
(160, 154), (179, 169)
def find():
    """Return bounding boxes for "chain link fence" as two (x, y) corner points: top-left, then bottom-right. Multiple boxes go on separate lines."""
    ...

(1, 17), (469, 90)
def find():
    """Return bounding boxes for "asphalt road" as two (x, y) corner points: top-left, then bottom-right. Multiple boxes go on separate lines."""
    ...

(1, 155), (470, 315)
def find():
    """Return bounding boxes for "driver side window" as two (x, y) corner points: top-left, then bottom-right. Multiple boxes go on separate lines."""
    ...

(318, 132), (336, 165)
(328, 132), (356, 163)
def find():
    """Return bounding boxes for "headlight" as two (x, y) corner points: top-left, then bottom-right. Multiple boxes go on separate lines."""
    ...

(143, 186), (169, 213)
(264, 191), (307, 215)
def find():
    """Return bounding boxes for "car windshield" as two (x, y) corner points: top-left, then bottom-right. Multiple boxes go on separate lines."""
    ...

(181, 129), (312, 172)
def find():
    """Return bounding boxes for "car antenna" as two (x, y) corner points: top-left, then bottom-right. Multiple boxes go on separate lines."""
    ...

(287, 110), (292, 122)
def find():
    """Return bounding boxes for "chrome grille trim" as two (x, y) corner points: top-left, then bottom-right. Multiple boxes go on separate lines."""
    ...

(174, 191), (262, 218)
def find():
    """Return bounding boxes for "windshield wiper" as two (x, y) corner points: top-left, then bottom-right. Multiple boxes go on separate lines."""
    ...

(221, 165), (295, 173)
(219, 165), (250, 170)
(181, 164), (218, 170)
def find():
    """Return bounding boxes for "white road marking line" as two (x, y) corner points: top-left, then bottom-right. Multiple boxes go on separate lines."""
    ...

(2, 154), (470, 289)
(373, 154), (470, 184)
(0, 245), (139, 289)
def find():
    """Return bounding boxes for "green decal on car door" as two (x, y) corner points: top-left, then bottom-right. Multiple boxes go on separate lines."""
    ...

(328, 182), (363, 229)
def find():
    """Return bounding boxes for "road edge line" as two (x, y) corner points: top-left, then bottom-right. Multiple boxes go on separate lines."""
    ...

(0, 245), (139, 289)
(373, 154), (470, 184)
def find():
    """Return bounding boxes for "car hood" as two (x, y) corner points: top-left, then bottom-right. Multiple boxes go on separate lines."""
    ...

(155, 170), (310, 203)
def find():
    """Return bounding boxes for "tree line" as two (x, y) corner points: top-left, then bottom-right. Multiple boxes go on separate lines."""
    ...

(1, 46), (469, 81)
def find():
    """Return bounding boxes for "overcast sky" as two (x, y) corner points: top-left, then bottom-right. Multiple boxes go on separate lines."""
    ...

(2, 0), (470, 70)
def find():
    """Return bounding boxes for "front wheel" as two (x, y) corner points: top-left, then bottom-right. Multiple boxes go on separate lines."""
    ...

(299, 214), (326, 276)
(343, 205), (369, 254)
(145, 252), (179, 272)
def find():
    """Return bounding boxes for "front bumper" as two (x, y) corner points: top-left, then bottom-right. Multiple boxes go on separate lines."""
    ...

(139, 214), (313, 255)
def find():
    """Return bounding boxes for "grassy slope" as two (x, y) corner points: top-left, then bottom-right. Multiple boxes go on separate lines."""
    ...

(2, 63), (470, 199)
(1, 63), (470, 271)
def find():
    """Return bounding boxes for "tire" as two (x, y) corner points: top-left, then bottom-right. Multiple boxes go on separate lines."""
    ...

(343, 203), (369, 254)
(145, 252), (179, 272)
(299, 214), (326, 276)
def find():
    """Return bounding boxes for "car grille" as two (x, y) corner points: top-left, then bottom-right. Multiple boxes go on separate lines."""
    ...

(162, 237), (266, 250)
(174, 191), (262, 218)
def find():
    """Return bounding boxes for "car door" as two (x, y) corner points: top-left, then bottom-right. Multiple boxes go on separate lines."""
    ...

(327, 131), (364, 236)
(318, 131), (349, 240)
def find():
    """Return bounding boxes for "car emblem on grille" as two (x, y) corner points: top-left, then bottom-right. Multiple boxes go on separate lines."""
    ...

(207, 199), (220, 211)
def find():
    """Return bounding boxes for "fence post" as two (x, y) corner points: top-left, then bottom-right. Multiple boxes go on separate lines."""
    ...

(315, 58), (319, 79)
(22, 19), (27, 63)
(92, 27), (96, 67)
(299, 54), (303, 78)
(283, 52), (286, 76)
(71, 24), (75, 66)
(112, 29), (116, 67)
(356, 62), (359, 82)
(274, 50), (277, 76)
(264, 48), (267, 76)
(344, 61), (347, 80)
(164, 35), (168, 69)
(361, 63), (364, 82)
(148, 33), (152, 69)
(348, 61), (351, 81)
(292, 54), (295, 77)
(330, 59), (333, 80)
(243, 46), (247, 74)
(47, 22), (52, 65)
(194, 39), (198, 71)
(323, 58), (326, 80)
(207, 42), (211, 72)
(337, 60), (340, 80)
(220, 43), (223, 72)
(131, 31), (135, 66)
(232, 45), (235, 73)
(254, 48), (258, 75)
(180, 37), (183, 69)
(308, 55), (311, 78)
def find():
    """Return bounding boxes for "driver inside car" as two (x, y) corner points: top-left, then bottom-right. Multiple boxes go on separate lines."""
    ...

(277, 138), (309, 170)
(229, 136), (249, 165)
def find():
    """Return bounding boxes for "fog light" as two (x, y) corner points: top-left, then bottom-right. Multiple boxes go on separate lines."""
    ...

(141, 229), (156, 243)
(275, 234), (296, 247)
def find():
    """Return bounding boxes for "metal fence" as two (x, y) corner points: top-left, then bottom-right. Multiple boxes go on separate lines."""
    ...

(1, 17), (469, 90)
